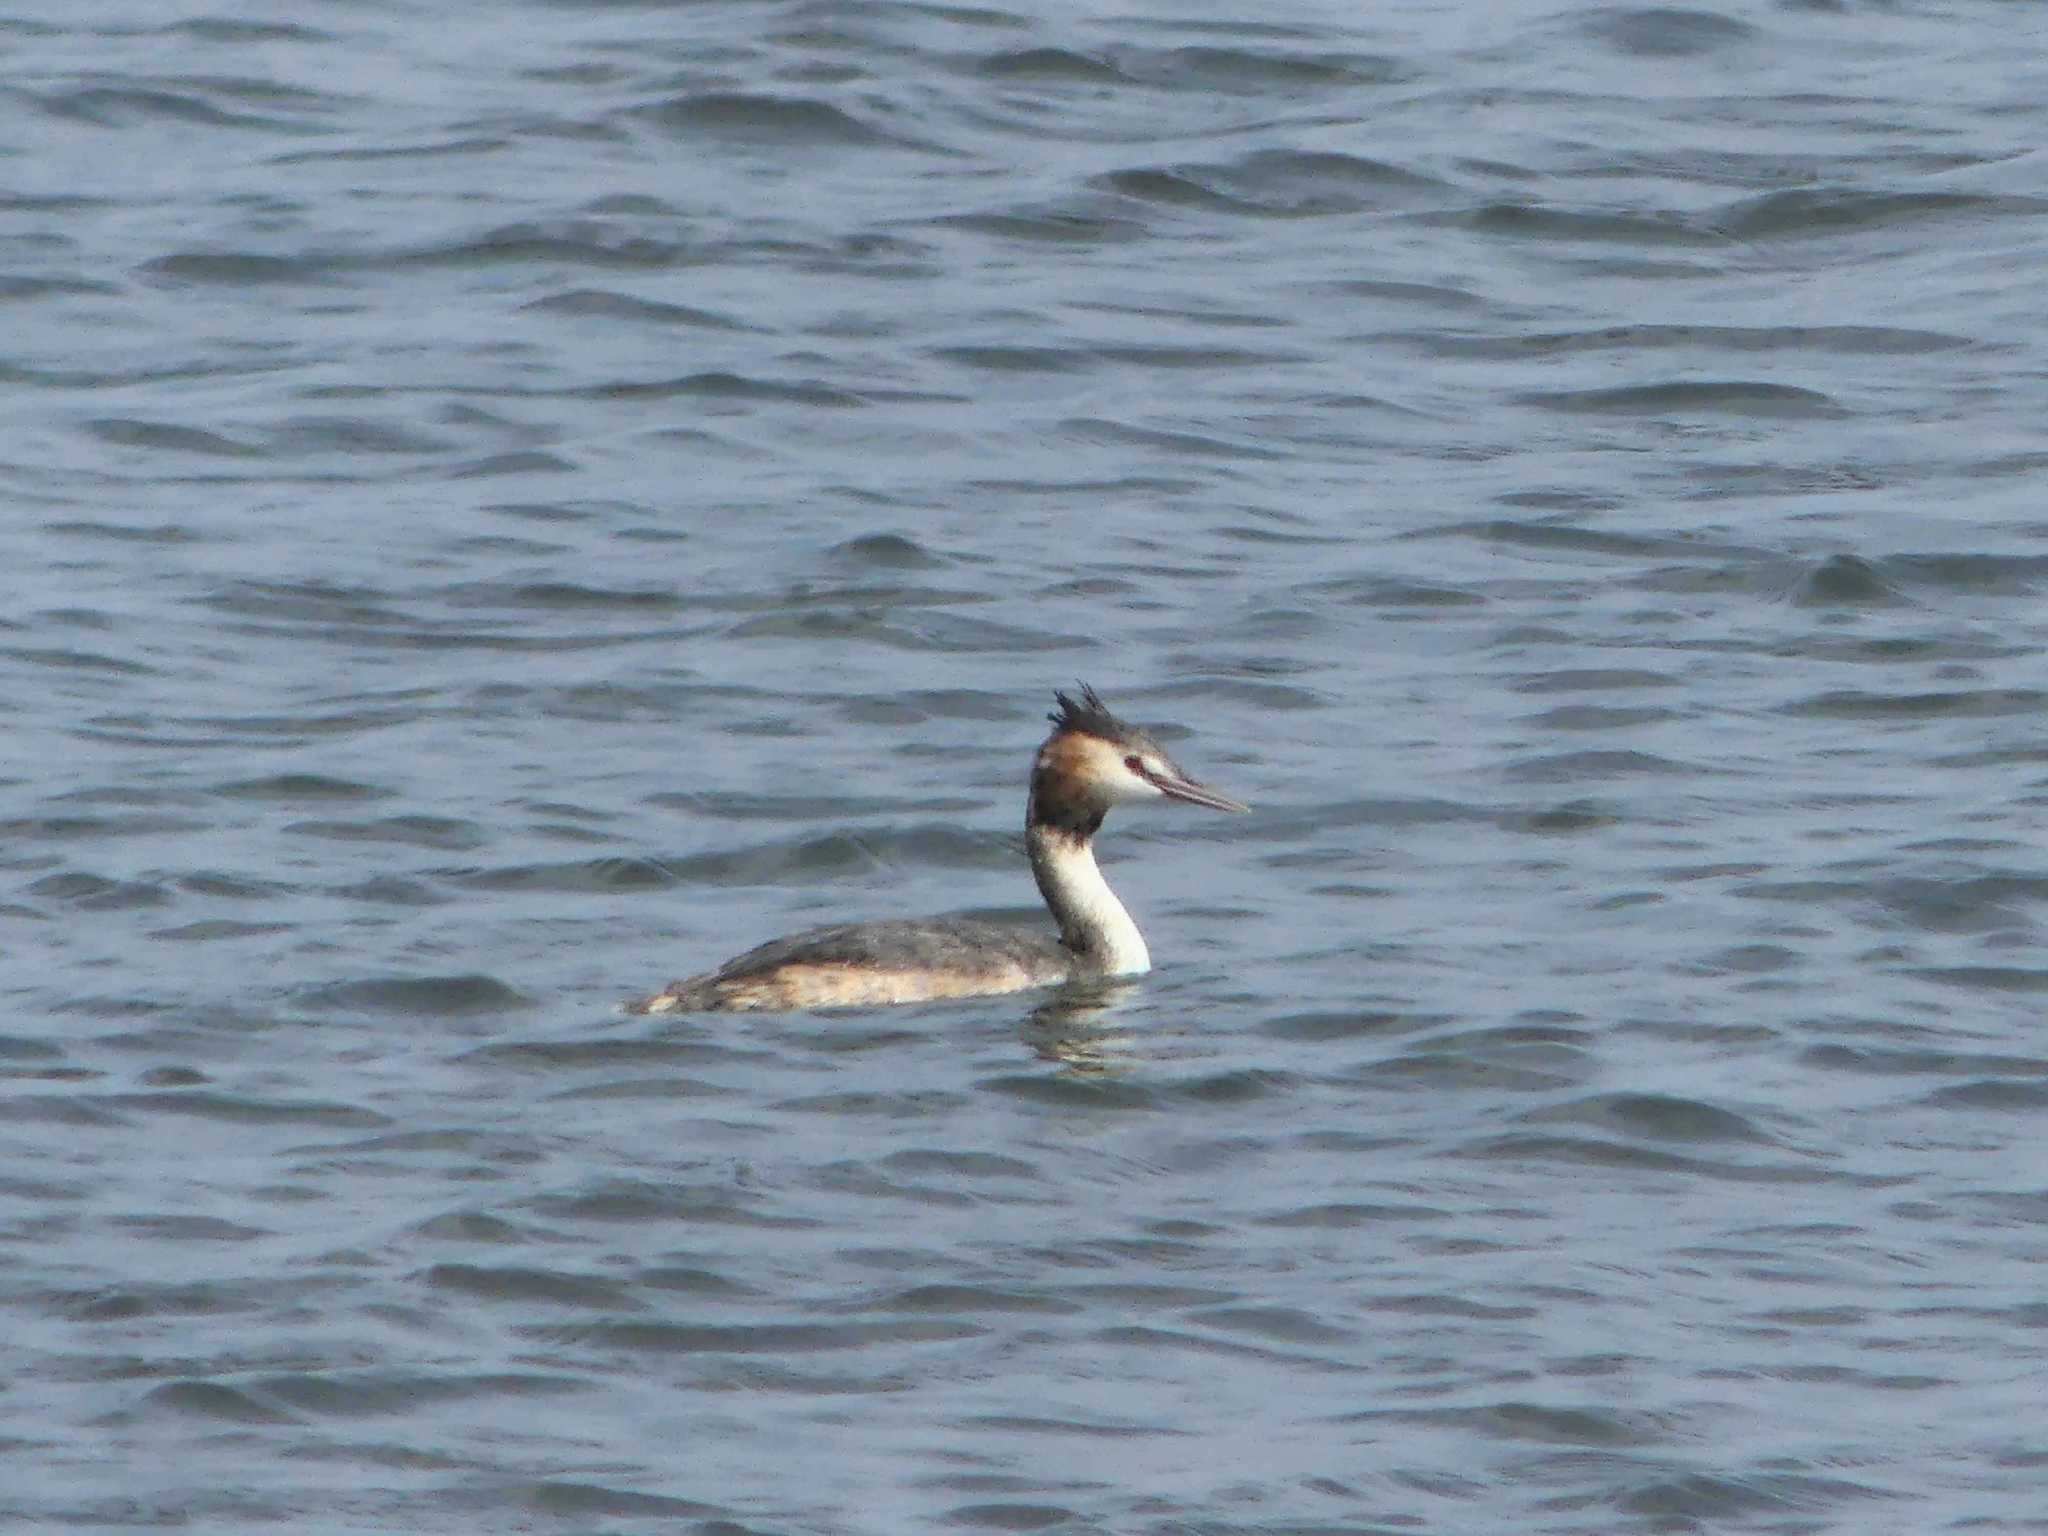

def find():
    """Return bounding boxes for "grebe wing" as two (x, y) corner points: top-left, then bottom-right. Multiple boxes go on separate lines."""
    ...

(629, 918), (1072, 1014)
(708, 918), (1065, 977)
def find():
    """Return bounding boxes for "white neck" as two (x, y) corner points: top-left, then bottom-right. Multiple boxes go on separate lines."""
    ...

(1027, 824), (1151, 975)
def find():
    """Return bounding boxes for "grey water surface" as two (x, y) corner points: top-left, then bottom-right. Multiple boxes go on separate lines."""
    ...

(7, 1), (2048, 1531)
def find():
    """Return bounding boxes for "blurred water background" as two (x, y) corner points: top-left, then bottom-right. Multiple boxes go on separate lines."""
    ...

(7, 1), (2048, 1531)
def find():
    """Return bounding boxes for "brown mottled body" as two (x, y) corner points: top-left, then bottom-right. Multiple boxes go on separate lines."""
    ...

(628, 919), (1071, 1014)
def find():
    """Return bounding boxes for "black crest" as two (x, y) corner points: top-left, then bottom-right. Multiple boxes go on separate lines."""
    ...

(1048, 684), (1141, 747)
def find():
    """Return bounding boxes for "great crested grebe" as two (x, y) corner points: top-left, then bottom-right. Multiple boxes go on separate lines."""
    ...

(627, 686), (1247, 1014)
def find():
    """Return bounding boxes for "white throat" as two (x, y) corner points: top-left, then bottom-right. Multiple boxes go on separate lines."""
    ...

(1027, 824), (1151, 975)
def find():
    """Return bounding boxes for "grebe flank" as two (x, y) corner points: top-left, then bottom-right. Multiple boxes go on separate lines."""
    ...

(627, 686), (1248, 1014)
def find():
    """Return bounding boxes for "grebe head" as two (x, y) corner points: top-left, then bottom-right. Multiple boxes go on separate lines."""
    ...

(1031, 685), (1249, 831)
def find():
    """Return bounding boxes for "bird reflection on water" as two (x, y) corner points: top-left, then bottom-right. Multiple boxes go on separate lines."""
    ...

(1023, 977), (1145, 1071)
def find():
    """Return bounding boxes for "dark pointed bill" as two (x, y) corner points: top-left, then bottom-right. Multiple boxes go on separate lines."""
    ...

(1151, 770), (1249, 813)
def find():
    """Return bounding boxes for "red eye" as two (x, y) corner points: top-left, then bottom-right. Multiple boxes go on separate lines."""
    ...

(1124, 755), (1143, 772)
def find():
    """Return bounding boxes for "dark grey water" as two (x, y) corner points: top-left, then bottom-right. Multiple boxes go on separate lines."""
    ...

(9, 1), (2048, 1531)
